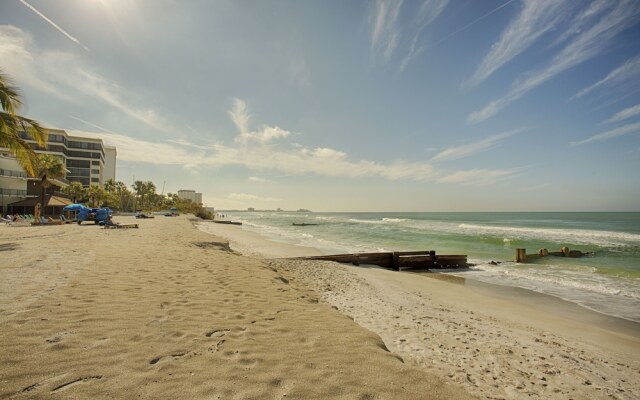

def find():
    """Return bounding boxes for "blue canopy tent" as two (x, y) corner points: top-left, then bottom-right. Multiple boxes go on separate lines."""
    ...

(63, 204), (87, 211)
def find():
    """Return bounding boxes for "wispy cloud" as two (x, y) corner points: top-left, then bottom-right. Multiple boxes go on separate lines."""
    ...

(18, 0), (89, 51)
(0, 26), (167, 131)
(465, 0), (570, 88)
(70, 115), (118, 134)
(370, 0), (449, 71)
(429, 0), (516, 49)
(69, 99), (516, 184)
(398, 0), (449, 72)
(437, 168), (520, 186)
(248, 176), (269, 183)
(468, 0), (640, 124)
(370, 0), (403, 61)
(431, 129), (520, 162)
(572, 55), (640, 100)
(571, 121), (640, 146)
(228, 193), (279, 202)
(604, 104), (640, 124)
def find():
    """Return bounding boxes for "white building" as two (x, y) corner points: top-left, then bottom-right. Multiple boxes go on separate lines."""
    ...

(0, 153), (29, 214)
(16, 128), (116, 187)
(177, 189), (202, 205)
(0, 129), (117, 214)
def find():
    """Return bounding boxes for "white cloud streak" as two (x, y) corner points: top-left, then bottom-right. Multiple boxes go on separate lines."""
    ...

(370, 0), (449, 71)
(571, 122), (640, 146)
(604, 104), (640, 124)
(228, 193), (279, 202)
(18, 0), (89, 51)
(431, 129), (519, 162)
(468, 0), (640, 124)
(0, 26), (167, 131)
(68, 99), (519, 186)
(70, 115), (118, 134)
(572, 55), (640, 100)
(248, 176), (269, 183)
(465, 0), (570, 88)
(399, 0), (449, 72)
(437, 168), (520, 185)
(370, 0), (403, 61)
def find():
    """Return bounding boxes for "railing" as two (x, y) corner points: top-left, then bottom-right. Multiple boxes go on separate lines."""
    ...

(0, 168), (28, 178)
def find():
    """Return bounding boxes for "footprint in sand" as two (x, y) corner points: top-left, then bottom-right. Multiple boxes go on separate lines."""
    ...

(51, 376), (103, 393)
(45, 331), (74, 344)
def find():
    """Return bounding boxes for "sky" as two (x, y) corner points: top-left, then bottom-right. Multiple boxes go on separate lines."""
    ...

(1, 0), (639, 212)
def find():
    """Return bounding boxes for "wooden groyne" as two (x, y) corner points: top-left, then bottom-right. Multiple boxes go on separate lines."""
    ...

(515, 247), (593, 263)
(295, 251), (467, 271)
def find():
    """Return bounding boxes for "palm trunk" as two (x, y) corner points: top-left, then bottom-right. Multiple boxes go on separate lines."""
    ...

(40, 175), (47, 219)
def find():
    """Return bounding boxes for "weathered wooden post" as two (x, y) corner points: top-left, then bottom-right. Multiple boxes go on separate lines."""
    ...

(516, 248), (527, 263)
(392, 252), (400, 271)
(352, 254), (360, 266)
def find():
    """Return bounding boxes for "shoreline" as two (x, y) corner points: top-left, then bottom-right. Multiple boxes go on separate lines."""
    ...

(0, 216), (473, 399)
(198, 220), (640, 399)
(197, 220), (640, 339)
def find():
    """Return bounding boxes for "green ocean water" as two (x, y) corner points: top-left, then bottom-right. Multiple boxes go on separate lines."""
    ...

(219, 212), (640, 322)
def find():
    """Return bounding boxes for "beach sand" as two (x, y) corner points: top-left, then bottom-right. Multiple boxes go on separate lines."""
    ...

(199, 221), (640, 400)
(0, 216), (471, 399)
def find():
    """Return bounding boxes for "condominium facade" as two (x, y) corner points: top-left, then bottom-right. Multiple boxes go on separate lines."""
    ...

(22, 129), (117, 187)
(177, 189), (203, 205)
(0, 129), (117, 215)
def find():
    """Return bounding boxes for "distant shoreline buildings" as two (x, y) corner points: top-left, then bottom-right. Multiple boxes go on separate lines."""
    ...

(177, 189), (203, 205)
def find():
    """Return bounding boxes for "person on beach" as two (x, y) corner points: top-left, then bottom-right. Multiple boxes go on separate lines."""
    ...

(34, 203), (41, 223)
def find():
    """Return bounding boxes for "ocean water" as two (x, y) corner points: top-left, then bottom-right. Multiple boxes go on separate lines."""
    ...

(220, 212), (640, 323)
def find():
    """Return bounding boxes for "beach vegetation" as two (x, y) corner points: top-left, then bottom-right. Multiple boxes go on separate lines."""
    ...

(62, 181), (87, 203)
(0, 70), (48, 177)
(132, 180), (157, 210)
(36, 153), (67, 217)
(87, 185), (107, 207)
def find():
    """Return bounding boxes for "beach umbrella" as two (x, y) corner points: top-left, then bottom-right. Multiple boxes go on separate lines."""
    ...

(63, 203), (86, 211)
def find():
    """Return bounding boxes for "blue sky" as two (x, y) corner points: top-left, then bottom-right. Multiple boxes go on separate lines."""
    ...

(1, 0), (639, 211)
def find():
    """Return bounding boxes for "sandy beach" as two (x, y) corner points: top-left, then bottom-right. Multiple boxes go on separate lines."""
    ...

(0, 216), (471, 399)
(199, 220), (640, 400)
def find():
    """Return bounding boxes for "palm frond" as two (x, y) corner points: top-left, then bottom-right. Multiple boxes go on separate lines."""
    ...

(0, 71), (22, 115)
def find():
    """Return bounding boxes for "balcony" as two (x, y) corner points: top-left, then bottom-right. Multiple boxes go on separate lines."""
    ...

(0, 168), (28, 179)
(0, 188), (27, 196)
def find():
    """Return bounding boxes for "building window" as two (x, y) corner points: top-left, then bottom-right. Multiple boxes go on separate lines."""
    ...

(91, 169), (100, 175)
(91, 177), (100, 183)
(91, 161), (99, 166)
(67, 160), (91, 168)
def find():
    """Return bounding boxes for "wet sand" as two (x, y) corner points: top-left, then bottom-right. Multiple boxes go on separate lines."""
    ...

(199, 220), (640, 400)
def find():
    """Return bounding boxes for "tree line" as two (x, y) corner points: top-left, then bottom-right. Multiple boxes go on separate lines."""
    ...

(61, 179), (213, 219)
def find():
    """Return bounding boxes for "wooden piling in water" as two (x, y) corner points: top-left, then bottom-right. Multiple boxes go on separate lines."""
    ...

(516, 248), (527, 263)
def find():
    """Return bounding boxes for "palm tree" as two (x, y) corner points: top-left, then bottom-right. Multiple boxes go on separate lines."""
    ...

(87, 185), (106, 207)
(132, 180), (144, 210)
(36, 154), (67, 217)
(62, 181), (87, 203)
(0, 70), (48, 176)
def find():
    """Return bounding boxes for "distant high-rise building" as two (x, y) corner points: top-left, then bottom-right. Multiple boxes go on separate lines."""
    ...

(11, 128), (117, 187)
(177, 189), (202, 205)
